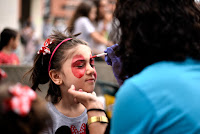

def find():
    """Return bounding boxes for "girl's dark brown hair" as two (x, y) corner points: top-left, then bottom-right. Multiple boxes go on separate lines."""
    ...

(68, 1), (96, 33)
(111, 0), (200, 81)
(28, 30), (87, 104)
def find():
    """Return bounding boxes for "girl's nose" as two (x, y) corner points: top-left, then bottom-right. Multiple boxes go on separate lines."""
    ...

(86, 64), (95, 75)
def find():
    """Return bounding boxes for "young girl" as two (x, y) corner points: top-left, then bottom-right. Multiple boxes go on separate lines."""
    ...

(0, 28), (20, 65)
(29, 30), (97, 133)
(0, 82), (52, 134)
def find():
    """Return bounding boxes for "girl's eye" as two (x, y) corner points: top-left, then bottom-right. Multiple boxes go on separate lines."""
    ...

(76, 64), (85, 68)
(90, 59), (95, 68)
(72, 60), (85, 68)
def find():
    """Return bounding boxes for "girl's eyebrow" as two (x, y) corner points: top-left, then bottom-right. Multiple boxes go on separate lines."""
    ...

(72, 57), (85, 62)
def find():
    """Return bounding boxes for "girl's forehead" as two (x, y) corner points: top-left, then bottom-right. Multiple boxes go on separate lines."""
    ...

(76, 44), (91, 51)
(66, 45), (92, 59)
(74, 45), (91, 55)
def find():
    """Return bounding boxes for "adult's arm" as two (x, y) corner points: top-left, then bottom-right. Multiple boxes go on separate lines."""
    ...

(68, 85), (108, 134)
(77, 17), (113, 47)
(90, 32), (113, 47)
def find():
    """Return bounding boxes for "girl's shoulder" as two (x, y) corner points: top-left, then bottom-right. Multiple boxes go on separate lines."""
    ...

(0, 51), (6, 56)
(76, 17), (91, 23)
(0, 51), (18, 58)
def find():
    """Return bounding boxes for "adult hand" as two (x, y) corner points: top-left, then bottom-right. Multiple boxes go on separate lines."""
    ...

(104, 44), (123, 85)
(68, 85), (104, 110)
(68, 85), (107, 134)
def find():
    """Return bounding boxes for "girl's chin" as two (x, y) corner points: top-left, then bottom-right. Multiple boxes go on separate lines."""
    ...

(83, 88), (94, 93)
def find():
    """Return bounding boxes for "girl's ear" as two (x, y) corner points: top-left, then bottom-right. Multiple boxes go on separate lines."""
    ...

(49, 70), (63, 85)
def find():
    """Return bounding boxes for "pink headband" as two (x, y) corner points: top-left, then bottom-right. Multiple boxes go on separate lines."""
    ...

(48, 38), (72, 72)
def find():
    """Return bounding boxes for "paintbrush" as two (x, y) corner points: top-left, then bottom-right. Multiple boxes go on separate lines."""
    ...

(91, 53), (107, 58)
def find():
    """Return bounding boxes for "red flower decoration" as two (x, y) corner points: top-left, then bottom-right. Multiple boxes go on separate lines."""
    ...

(37, 38), (53, 55)
(3, 83), (37, 116)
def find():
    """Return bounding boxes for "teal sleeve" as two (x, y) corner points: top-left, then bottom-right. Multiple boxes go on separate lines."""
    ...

(110, 81), (155, 134)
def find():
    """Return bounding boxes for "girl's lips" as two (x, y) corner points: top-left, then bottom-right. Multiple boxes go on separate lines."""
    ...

(85, 78), (95, 82)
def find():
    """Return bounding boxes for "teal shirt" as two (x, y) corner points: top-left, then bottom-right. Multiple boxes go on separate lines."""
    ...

(111, 58), (200, 134)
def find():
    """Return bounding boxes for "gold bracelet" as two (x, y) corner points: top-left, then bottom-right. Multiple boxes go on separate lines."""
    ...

(87, 116), (109, 125)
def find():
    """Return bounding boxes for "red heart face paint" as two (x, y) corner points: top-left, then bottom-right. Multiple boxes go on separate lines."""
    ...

(90, 56), (97, 79)
(71, 55), (86, 78)
(71, 55), (97, 79)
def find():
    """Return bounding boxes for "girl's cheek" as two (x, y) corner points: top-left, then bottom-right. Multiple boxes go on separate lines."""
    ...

(71, 55), (85, 78)
(71, 67), (86, 78)
(94, 67), (97, 79)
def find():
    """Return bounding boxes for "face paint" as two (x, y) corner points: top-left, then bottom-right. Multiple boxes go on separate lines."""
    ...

(71, 55), (86, 78)
(90, 56), (97, 79)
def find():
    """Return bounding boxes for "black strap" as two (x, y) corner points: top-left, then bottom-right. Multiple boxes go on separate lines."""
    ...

(87, 108), (106, 114)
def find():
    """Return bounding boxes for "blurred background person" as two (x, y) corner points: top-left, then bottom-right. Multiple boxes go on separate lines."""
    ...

(52, 17), (66, 32)
(42, 15), (53, 40)
(93, 0), (115, 61)
(20, 18), (41, 65)
(68, 0), (113, 58)
(95, 0), (113, 35)
(0, 28), (20, 65)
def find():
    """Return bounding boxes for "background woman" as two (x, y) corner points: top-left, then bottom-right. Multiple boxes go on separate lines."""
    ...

(68, 1), (112, 56)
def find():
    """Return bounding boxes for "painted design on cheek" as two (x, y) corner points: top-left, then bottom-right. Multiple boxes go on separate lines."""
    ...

(93, 67), (97, 80)
(71, 55), (86, 78)
(90, 55), (97, 79)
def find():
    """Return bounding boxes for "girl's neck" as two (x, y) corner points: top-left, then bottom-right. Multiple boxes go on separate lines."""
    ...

(2, 46), (12, 54)
(55, 94), (85, 117)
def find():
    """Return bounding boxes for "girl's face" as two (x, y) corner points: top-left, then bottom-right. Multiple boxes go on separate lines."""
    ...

(89, 6), (97, 21)
(60, 44), (97, 93)
(99, 0), (108, 16)
(11, 34), (20, 50)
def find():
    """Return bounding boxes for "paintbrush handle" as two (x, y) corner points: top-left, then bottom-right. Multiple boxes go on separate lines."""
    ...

(92, 53), (107, 58)
(96, 53), (107, 57)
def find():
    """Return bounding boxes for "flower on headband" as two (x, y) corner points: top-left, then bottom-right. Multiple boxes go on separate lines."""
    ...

(37, 38), (53, 55)
(0, 68), (7, 80)
(3, 83), (37, 116)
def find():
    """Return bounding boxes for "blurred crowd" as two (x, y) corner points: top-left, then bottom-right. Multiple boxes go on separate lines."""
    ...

(0, 0), (116, 66)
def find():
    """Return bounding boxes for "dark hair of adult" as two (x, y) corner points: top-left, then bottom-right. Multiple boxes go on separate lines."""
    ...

(68, 1), (96, 33)
(0, 28), (18, 50)
(112, 0), (200, 81)
(27, 30), (88, 104)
